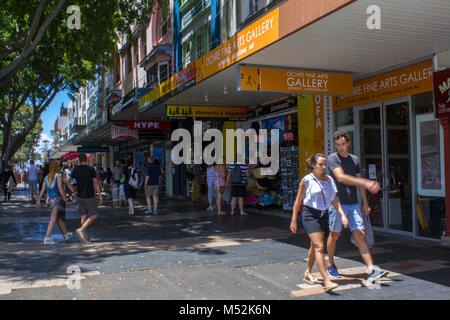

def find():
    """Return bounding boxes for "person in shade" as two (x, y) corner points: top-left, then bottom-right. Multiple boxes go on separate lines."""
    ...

(144, 156), (162, 215)
(226, 155), (249, 216)
(67, 154), (102, 244)
(290, 153), (348, 292)
(326, 131), (386, 283)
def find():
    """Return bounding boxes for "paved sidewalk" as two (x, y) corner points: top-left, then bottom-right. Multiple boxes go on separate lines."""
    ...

(0, 189), (449, 299)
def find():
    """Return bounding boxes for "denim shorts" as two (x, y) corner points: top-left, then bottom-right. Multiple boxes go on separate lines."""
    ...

(328, 203), (364, 232)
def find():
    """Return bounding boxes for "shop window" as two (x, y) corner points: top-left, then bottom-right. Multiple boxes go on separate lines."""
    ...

(147, 64), (158, 87)
(413, 91), (446, 239)
(158, 62), (169, 85)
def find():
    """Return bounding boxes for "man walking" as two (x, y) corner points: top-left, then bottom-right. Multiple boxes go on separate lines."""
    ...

(226, 155), (249, 216)
(326, 131), (385, 282)
(144, 156), (162, 215)
(27, 160), (39, 202)
(67, 154), (102, 244)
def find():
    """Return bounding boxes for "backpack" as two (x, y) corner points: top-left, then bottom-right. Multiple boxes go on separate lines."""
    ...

(230, 164), (243, 184)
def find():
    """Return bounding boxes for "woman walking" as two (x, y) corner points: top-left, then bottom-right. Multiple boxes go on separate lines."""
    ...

(124, 160), (139, 215)
(214, 163), (227, 215)
(206, 163), (216, 211)
(35, 161), (72, 245)
(2, 165), (17, 202)
(290, 153), (349, 292)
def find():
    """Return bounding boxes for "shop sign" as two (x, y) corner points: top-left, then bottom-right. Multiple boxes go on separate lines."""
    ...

(77, 146), (109, 153)
(334, 60), (433, 110)
(111, 123), (138, 140)
(433, 68), (450, 118)
(247, 100), (294, 119)
(239, 65), (353, 96)
(127, 121), (171, 130)
(167, 105), (247, 120)
(139, 63), (197, 112)
(200, 8), (279, 80)
(62, 152), (79, 160)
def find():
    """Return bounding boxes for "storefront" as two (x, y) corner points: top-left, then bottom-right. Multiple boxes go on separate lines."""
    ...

(240, 96), (299, 210)
(167, 105), (247, 200)
(333, 59), (446, 240)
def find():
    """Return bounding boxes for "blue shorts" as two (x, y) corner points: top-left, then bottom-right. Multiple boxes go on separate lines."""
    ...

(329, 203), (364, 232)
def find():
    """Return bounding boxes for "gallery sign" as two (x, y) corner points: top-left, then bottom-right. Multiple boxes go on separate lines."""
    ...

(239, 65), (353, 96)
(433, 68), (450, 118)
(334, 60), (433, 110)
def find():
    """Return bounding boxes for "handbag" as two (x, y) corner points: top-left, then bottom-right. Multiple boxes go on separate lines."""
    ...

(128, 169), (138, 189)
(219, 185), (225, 193)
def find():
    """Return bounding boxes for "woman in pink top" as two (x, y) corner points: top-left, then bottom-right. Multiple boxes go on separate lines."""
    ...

(214, 163), (226, 215)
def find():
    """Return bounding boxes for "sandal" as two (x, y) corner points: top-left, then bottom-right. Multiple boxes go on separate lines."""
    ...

(303, 273), (320, 285)
(323, 282), (339, 292)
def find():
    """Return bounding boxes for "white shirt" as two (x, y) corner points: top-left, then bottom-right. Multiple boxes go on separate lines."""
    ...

(301, 173), (338, 211)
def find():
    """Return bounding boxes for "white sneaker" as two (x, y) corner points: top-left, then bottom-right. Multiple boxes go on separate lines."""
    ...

(145, 209), (152, 214)
(43, 237), (55, 245)
(206, 206), (213, 211)
(153, 209), (158, 215)
(64, 232), (73, 241)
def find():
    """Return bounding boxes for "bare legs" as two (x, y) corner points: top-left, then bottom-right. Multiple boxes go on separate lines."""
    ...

(307, 232), (335, 288)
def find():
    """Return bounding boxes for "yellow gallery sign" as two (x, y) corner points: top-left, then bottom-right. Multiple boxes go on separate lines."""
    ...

(200, 8), (279, 80)
(239, 66), (353, 96)
(166, 105), (247, 120)
(334, 60), (433, 110)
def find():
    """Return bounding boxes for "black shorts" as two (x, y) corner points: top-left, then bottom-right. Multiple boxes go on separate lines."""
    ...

(301, 206), (329, 234)
(231, 184), (246, 198)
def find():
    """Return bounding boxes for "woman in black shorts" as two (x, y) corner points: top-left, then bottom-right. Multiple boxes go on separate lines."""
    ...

(290, 153), (348, 292)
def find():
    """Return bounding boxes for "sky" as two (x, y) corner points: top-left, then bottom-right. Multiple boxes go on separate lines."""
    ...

(37, 90), (72, 154)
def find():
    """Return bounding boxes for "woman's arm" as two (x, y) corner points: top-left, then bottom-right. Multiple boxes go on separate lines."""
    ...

(290, 180), (306, 233)
(57, 176), (66, 200)
(331, 196), (349, 229)
(35, 182), (46, 207)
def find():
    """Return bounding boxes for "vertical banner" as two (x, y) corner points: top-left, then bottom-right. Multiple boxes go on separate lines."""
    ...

(297, 95), (325, 177)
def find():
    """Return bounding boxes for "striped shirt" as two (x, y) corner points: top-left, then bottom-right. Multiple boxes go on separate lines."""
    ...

(228, 162), (249, 184)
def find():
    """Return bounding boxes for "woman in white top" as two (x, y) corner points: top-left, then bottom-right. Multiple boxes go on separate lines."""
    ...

(290, 153), (349, 292)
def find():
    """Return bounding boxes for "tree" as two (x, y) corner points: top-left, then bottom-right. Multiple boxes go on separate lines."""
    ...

(0, 0), (161, 88)
(0, 0), (164, 171)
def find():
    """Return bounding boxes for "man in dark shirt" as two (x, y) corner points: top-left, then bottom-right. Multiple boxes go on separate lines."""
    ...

(144, 156), (162, 215)
(67, 154), (102, 244)
(326, 131), (385, 283)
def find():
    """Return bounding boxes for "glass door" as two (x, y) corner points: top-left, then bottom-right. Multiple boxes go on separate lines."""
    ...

(385, 101), (413, 233)
(358, 106), (385, 228)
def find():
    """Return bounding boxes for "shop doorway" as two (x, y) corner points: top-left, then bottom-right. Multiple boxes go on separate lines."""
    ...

(355, 98), (414, 235)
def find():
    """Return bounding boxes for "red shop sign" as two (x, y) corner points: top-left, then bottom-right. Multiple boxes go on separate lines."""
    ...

(112, 123), (138, 140)
(433, 68), (450, 118)
(127, 121), (171, 130)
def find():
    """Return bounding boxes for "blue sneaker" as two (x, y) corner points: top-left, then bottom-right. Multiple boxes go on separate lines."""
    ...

(367, 266), (386, 282)
(327, 265), (343, 279)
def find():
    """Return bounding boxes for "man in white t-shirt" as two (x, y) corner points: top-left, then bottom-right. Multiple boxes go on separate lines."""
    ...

(27, 160), (39, 202)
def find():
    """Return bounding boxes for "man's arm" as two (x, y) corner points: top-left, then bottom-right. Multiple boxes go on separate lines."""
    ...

(332, 167), (380, 194)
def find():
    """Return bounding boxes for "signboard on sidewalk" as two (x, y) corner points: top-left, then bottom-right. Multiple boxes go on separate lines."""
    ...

(77, 146), (109, 153)
(239, 65), (353, 96)
(433, 68), (450, 118)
